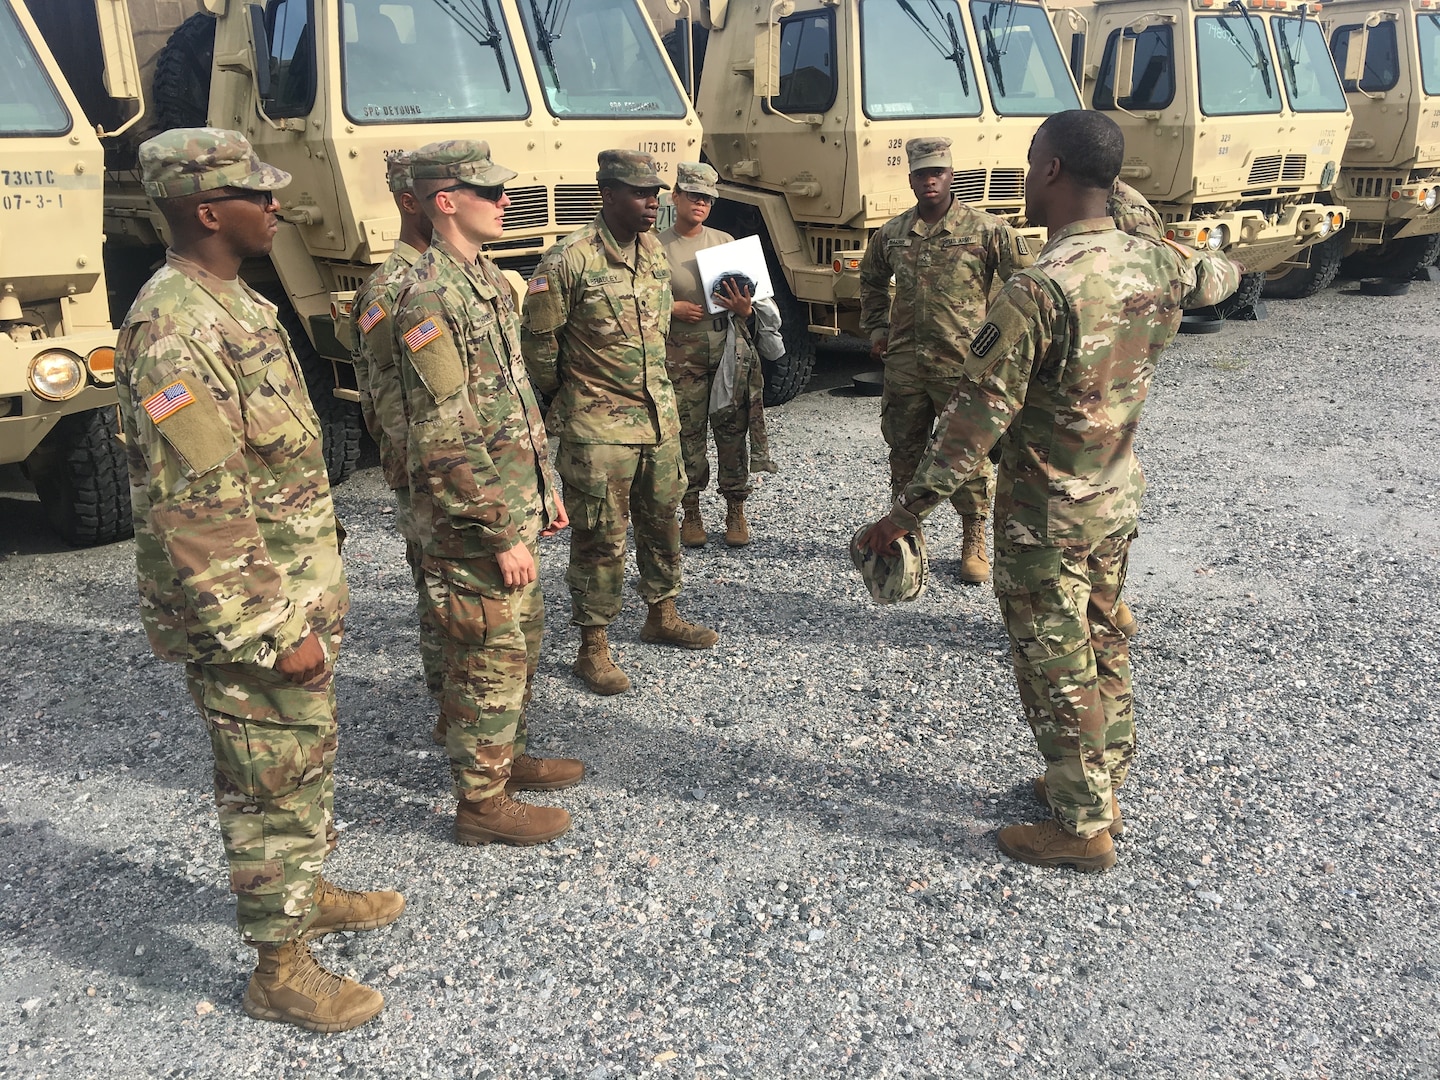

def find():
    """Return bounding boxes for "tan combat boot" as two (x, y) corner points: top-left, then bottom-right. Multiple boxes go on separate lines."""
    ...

(996, 819), (1116, 872)
(724, 497), (751, 547)
(305, 876), (406, 939)
(455, 792), (572, 846)
(243, 939), (384, 1032)
(507, 753), (586, 792)
(574, 625), (630, 695)
(681, 494), (707, 548)
(959, 514), (990, 585)
(430, 713), (449, 746)
(1113, 599), (1138, 639)
(640, 598), (719, 649)
(1032, 776), (1124, 837)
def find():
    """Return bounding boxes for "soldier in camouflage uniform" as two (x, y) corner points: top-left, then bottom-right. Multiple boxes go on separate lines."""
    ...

(115, 129), (402, 1032)
(1109, 177), (1167, 244)
(392, 141), (582, 846)
(860, 137), (1034, 586)
(862, 112), (1241, 872)
(522, 151), (718, 696)
(658, 161), (773, 549)
(349, 152), (447, 729)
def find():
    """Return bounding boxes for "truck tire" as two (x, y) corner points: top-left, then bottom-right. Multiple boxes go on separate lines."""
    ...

(1345, 232), (1440, 282)
(275, 309), (363, 485)
(1263, 233), (1345, 300)
(762, 286), (818, 407)
(153, 13), (216, 129)
(29, 407), (134, 547)
(1213, 271), (1264, 320)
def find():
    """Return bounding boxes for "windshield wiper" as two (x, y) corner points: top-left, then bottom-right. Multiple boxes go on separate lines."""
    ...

(981, 7), (1007, 97)
(1274, 13), (1303, 98)
(1225, 1), (1273, 97)
(529, 0), (562, 88)
(432, 0), (511, 93)
(896, 0), (970, 95)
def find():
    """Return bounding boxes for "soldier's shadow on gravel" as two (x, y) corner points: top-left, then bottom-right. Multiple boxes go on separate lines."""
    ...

(0, 816), (235, 990)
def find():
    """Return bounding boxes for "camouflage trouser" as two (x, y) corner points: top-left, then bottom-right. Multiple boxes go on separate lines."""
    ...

(395, 486), (445, 704)
(185, 626), (342, 944)
(882, 352), (991, 515)
(666, 325), (754, 499)
(423, 548), (544, 801)
(557, 438), (685, 626)
(994, 531), (1134, 839)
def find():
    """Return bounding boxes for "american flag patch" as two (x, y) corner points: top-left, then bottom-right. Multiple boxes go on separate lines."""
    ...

(141, 380), (195, 423)
(358, 301), (386, 333)
(528, 275), (549, 294)
(403, 318), (442, 352)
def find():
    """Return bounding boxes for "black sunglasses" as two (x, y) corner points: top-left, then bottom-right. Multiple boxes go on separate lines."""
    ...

(430, 183), (506, 203)
(678, 190), (714, 205)
(203, 188), (275, 208)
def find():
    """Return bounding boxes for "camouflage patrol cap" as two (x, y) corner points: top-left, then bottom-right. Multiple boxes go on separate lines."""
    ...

(906, 137), (953, 172)
(597, 149), (669, 190)
(675, 161), (719, 199)
(409, 140), (518, 186)
(849, 526), (929, 605)
(139, 127), (291, 199)
(386, 150), (416, 193)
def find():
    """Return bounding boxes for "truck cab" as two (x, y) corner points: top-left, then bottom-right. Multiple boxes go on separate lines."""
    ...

(1054, 0), (1354, 301)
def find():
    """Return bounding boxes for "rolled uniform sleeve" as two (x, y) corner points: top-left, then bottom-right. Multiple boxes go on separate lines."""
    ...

(395, 293), (522, 554)
(120, 330), (313, 666)
(887, 277), (1056, 530)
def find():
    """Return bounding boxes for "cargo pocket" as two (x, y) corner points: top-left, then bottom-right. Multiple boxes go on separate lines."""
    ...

(556, 442), (613, 532)
(445, 578), (517, 647)
(993, 544), (1080, 664)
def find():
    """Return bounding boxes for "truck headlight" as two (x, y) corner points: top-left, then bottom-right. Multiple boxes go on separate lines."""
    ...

(1206, 225), (1227, 250)
(1425, 186), (1438, 211)
(28, 350), (85, 401)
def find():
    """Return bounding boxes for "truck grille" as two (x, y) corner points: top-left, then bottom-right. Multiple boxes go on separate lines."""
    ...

(555, 184), (602, 225)
(952, 169), (986, 204)
(1248, 156), (1283, 185)
(494, 253), (544, 278)
(503, 185), (548, 230)
(1350, 175), (1397, 199)
(988, 169), (1025, 202)
(1281, 154), (1307, 181)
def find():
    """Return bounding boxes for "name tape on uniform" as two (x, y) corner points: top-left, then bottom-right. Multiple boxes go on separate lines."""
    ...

(403, 318), (442, 352)
(142, 380), (196, 423)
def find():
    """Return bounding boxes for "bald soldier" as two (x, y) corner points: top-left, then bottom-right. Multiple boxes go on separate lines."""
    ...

(860, 137), (1035, 585)
(522, 150), (718, 696)
(392, 141), (581, 846)
(116, 128), (401, 1031)
(349, 151), (446, 726)
(861, 112), (1241, 872)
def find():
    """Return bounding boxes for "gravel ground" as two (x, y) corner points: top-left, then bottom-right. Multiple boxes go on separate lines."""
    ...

(1, 280), (1438, 1080)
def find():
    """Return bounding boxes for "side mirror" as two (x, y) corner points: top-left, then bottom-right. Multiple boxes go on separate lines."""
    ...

(90, 0), (145, 136)
(1341, 26), (1369, 84)
(1114, 30), (1138, 102)
(754, 22), (781, 99)
(247, 4), (273, 101)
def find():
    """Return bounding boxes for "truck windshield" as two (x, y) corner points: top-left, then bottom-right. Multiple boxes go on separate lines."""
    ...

(1271, 16), (1347, 112)
(340, 0), (529, 123)
(514, 0), (686, 118)
(1419, 14), (1440, 96)
(0, 3), (71, 136)
(968, 2), (1081, 116)
(859, 0), (981, 118)
(1195, 13), (1282, 115)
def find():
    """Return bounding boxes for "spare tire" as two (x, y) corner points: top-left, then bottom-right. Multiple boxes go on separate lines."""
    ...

(153, 13), (217, 130)
(761, 284), (818, 407)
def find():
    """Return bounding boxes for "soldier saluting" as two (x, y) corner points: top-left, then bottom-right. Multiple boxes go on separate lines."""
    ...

(116, 128), (402, 1031)
(861, 112), (1241, 871)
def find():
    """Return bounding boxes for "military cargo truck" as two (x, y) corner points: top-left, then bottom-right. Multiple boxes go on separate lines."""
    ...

(654, 0), (1084, 404)
(1, 0), (140, 545)
(35, 0), (700, 482)
(1052, 0), (1355, 307)
(1314, 0), (1440, 283)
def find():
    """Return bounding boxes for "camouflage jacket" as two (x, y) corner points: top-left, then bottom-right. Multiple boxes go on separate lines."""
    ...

(393, 238), (560, 558)
(888, 219), (1242, 544)
(1109, 179), (1167, 243)
(352, 240), (423, 491)
(520, 213), (677, 444)
(859, 197), (1034, 378)
(116, 252), (347, 667)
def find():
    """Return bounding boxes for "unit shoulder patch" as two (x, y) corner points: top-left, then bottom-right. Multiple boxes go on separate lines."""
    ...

(970, 321), (1003, 359)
